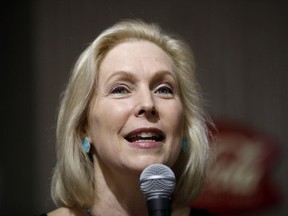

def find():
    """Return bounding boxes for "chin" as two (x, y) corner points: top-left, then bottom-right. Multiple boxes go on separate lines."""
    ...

(126, 155), (169, 172)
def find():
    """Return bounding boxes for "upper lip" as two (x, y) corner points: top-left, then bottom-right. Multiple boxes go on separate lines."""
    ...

(124, 127), (165, 142)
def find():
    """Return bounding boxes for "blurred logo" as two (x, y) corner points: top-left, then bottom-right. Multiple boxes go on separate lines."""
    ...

(192, 121), (281, 215)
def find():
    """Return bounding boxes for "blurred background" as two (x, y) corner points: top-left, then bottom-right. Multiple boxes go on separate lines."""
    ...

(1, 0), (287, 215)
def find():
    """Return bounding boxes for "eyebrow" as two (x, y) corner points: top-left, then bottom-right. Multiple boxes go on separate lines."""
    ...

(104, 69), (178, 88)
(104, 71), (137, 85)
(152, 70), (177, 82)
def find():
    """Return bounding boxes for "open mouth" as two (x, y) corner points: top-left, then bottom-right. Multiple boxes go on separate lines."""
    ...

(125, 131), (165, 143)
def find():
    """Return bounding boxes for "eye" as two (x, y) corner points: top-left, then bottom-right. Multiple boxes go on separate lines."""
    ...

(110, 85), (130, 95)
(155, 84), (174, 96)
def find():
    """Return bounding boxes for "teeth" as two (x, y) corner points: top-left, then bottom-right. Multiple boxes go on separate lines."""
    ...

(130, 132), (160, 139)
(126, 132), (163, 142)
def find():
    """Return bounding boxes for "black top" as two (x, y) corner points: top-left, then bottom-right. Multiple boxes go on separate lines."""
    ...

(36, 208), (215, 215)
(189, 208), (216, 215)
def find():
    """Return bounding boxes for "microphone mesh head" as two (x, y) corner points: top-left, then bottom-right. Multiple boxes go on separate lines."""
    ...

(140, 164), (176, 197)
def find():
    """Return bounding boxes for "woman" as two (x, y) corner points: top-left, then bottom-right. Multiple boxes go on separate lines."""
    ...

(44, 19), (212, 216)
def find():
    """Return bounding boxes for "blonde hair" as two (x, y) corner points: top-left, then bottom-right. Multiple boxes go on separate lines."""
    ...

(51, 19), (210, 208)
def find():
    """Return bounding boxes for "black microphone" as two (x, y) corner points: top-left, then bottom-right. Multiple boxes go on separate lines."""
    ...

(140, 164), (176, 216)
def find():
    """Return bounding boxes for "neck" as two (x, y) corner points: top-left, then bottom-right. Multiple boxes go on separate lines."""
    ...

(89, 156), (190, 216)
(91, 156), (148, 216)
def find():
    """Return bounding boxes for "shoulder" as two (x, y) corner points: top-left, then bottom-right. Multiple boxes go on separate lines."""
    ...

(46, 207), (71, 216)
(46, 207), (86, 216)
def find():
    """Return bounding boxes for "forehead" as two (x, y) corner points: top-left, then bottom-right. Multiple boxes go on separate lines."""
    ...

(98, 40), (174, 76)
(105, 40), (170, 59)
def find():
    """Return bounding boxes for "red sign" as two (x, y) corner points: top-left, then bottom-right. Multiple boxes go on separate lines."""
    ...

(192, 121), (281, 215)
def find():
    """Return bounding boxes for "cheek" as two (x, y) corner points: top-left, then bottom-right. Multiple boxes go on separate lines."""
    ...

(88, 101), (132, 135)
(164, 101), (184, 132)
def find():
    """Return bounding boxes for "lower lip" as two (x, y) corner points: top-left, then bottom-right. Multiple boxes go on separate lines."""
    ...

(128, 141), (163, 149)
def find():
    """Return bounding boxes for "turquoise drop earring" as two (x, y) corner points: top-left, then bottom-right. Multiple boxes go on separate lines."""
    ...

(82, 137), (91, 153)
(181, 138), (188, 152)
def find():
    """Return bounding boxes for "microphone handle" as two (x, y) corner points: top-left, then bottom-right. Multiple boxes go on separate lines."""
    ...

(147, 197), (171, 216)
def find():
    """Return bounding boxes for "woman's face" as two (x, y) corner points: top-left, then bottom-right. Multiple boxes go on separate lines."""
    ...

(87, 40), (184, 173)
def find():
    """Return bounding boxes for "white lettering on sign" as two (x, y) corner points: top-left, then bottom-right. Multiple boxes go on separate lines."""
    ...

(207, 135), (264, 196)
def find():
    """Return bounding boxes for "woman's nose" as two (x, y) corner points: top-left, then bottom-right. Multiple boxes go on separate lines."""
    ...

(134, 90), (158, 119)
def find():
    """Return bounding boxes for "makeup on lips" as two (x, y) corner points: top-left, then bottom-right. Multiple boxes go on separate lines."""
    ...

(125, 127), (165, 149)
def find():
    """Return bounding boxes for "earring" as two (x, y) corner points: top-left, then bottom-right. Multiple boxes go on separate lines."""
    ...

(181, 138), (188, 152)
(82, 137), (91, 153)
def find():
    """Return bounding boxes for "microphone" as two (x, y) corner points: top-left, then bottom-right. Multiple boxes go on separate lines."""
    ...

(140, 164), (176, 216)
